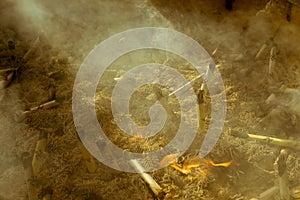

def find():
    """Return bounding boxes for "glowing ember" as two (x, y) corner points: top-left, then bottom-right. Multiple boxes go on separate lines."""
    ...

(129, 132), (151, 148)
(169, 156), (232, 175)
(206, 158), (233, 167)
(129, 134), (143, 142)
(170, 163), (191, 174)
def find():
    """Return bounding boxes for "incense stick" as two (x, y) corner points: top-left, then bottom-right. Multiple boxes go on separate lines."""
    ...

(130, 159), (165, 199)
(168, 73), (204, 97)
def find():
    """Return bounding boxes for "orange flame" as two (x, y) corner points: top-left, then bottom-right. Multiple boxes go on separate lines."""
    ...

(129, 132), (151, 148)
(168, 156), (232, 175)
(170, 163), (191, 174)
(207, 158), (232, 167)
(129, 133), (144, 142)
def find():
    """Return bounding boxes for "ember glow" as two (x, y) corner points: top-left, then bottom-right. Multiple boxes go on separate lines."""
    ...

(207, 158), (233, 167)
(167, 156), (232, 175)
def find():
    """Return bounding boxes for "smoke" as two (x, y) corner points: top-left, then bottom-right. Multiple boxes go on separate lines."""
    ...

(14, 0), (51, 28)
(0, 1), (53, 198)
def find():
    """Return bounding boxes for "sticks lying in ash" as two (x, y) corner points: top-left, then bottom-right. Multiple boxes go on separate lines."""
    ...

(255, 39), (278, 83)
(75, 129), (97, 173)
(129, 159), (165, 199)
(0, 35), (40, 90)
(230, 130), (300, 151)
(268, 46), (277, 79)
(14, 100), (58, 122)
(23, 36), (40, 62)
(255, 149), (291, 200)
(275, 149), (290, 200)
(32, 132), (47, 177)
(255, 43), (268, 60)
(0, 70), (14, 90)
(258, 186), (279, 200)
(168, 73), (204, 97)
(78, 142), (96, 173)
(21, 152), (38, 200)
(234, 130), (293, 199)
(39, 187), (53, 200)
